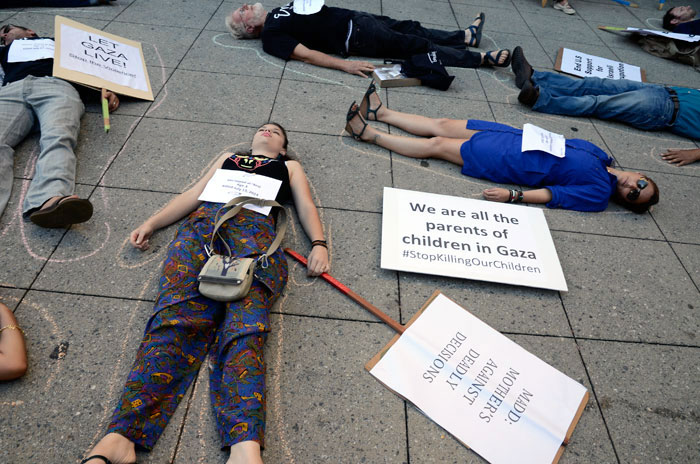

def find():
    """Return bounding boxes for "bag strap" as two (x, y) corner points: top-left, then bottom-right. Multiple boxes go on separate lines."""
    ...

(208, 195), (288, 261)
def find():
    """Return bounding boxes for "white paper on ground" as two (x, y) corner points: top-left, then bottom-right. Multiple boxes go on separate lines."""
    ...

(198, 169), (282, 216)
(7, 38), (55, 63)
(293, 0), (324, 14)
(522, 124), (566, 158)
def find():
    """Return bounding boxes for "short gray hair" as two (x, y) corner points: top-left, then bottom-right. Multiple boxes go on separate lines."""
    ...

(226, 11), (255, 39)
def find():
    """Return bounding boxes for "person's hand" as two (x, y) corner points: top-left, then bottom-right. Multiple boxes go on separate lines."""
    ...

(130, 222), (155, 250)
(661, 148), (700, 166)
(306, 245), (329, 276)
(342, 60), (375, 78)
(482, 187), (510, 203)
(105, 90), (120, 112)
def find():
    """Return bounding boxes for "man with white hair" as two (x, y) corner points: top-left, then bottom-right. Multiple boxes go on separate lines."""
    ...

(226, 2), (511, 77)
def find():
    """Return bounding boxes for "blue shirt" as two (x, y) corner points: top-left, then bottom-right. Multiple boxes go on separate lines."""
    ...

(675, 19), (700, 35)
(670, 86), (700, 140)
(460, 120), (617, 212)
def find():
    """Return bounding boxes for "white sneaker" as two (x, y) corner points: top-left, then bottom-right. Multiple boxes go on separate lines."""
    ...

(553, 1), (576, 14)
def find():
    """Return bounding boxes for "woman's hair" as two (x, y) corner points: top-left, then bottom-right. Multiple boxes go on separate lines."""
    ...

(611, 176), (660, 214)
(233, 122), (293, 160)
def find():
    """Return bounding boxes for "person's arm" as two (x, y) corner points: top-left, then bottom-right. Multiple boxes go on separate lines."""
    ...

(287, 160), (330, 276)
(661, 148), (700, 166)
(0, 303), (27, 381)
(482, 187), (552, 204)
(290, 43), (375, 77)
(130, 152), (231, 250)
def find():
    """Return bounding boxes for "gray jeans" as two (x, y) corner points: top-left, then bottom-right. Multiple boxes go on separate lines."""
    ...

(0, 76), (84, 218)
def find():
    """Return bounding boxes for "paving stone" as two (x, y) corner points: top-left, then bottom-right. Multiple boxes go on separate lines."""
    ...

(5, 11), (108, 35)
(115, 0), (221, 29)
(0, 291), (180, 464)
(521, 12), (606, 47)
(646, 171), (700, 244)
(31, 187), (173, 300)
(579, 340), (700, 463)
(556, 231), (699, 344)
(381, 0), (461, 28)
(0, 288), (25, 311)
(670, 242), (700, 289)
(452, 5), (535, 36)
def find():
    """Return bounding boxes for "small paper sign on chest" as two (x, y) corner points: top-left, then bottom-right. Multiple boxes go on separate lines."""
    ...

(198, 169), (281, 215)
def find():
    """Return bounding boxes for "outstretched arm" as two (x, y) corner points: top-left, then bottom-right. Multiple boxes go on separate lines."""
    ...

(290, 43), (375, 77)
(287, 160), (330, 276)
(482, 187), (552, 204)
(661, 148), (700, 166)
(130, 152), (231, 250)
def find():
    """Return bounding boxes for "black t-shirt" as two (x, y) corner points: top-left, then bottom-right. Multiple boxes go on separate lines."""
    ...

(222, 153), (292, 204)
(261, 3), (354, 60)
(1, 37), (54, 86)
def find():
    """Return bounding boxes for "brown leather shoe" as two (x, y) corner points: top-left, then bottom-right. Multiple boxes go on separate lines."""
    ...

(512, 46), (534, 89)
(518, 81), (539, 107)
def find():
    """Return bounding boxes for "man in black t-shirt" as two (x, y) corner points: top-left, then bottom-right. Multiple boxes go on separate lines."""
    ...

(0, 24), (119, 228)
(226, 2), (510, 77)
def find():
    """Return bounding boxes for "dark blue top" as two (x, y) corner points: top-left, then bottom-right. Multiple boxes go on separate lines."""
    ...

(222, 153), (292, 204)
(670, 86), (700, 140)
(675, 19), (700, 35)
(459, 120), (617, 212)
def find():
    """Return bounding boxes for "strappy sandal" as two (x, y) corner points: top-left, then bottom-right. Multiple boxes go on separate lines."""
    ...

(359, 80), (382, 121)
(80, 456), (113, 464)
(482, 49), (512, 68)
(466, 12), (485, 47)
(345, 101), (368, 141)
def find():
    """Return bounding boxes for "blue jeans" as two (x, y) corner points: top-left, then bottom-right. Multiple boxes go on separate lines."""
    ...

(531, 71), (676, 131)
(0, 76), (84, 218)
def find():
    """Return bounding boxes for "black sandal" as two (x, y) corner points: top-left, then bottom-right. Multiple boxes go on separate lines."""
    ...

(360, 80), (382, 121)
(483, 49), (511, 68)
(80, 456), (112, 464)
(345, 101), (368, 141)
(466, 12), (485, 47)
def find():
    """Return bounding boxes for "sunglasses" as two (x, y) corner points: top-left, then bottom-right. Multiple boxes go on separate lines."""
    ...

(626, 177), (649, 201)
(1, 24), (18, 45)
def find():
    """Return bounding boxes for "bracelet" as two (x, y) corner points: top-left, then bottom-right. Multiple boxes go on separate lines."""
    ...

(311, 240), (328, 249)
(509, 190), (523, 203)
(0, 325), (24, 336)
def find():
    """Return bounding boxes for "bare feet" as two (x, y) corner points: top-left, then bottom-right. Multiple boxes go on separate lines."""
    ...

(465, 12), (485, 47)
(227, 440), (263, 464)
(82, 433), (136, 464)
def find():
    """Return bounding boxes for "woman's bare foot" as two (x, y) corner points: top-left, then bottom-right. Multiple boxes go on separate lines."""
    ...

(82, 433), (136, 464)
(227, 440), (263, 464)
(345, 103), (376, 143)
(358, 82), (386, 121)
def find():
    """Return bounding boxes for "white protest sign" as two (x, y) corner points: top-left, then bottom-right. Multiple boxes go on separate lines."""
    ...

(293, 0), (324, 14)
(555, 47), (643, 82)
(522, 124), (566, 158)
(380, 187), (567, 291)
(7, 38), (55, 63)
(367, 292), (588, 464)
(198, 169), (282, 216)
(625, 27), (700, 43)
(53, 16), (153, 101)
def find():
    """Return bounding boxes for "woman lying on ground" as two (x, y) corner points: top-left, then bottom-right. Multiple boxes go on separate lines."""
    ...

(0, 302), (27, 381)
(345, 82), (659, 213)
(82, 123), (329, 464)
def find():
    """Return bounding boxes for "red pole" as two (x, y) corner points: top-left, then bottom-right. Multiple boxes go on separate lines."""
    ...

(285, 248), (405, 334)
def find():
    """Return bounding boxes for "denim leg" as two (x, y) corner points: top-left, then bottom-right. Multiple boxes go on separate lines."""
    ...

(22, 77), (84, 214)
(532, 73), (673, 130)
(0, 81), (36, 220)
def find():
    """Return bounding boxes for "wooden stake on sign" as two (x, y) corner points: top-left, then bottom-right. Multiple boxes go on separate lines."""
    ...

(284, 248), (405, 334)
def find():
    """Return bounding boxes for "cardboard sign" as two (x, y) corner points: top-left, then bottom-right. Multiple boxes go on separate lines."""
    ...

(555, 47), (646, 82)
(198, 169), (282, 216)
(380, 187), (567, 291)
(52, 16), (153, 100)
(367, 292), (588, 464)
